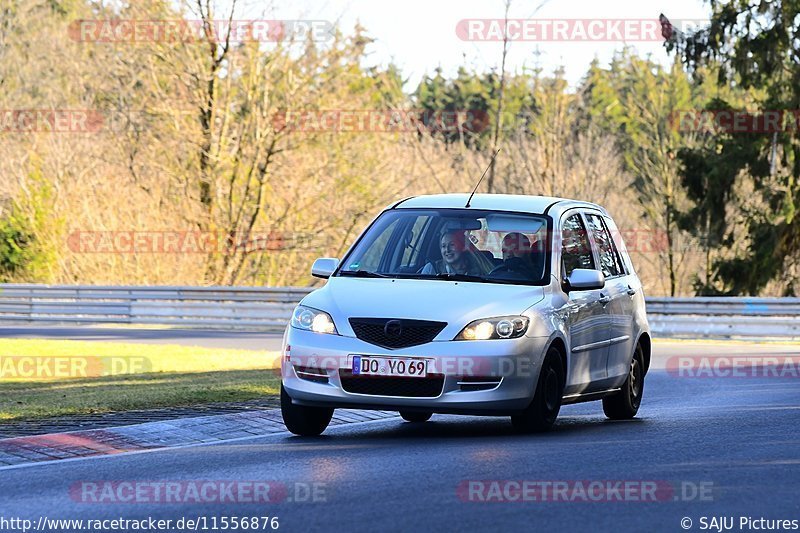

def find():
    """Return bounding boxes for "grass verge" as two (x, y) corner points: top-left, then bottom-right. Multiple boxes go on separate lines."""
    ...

(0, 339), (281, 421)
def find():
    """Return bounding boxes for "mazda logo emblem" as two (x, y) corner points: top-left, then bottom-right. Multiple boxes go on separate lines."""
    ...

(384, 320), (403, 338)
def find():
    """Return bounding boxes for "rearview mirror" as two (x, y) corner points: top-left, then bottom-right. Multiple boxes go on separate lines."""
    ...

(311, 257), (339, 279)
(563, 268), (605, 292)
(440, 218), (482, 232)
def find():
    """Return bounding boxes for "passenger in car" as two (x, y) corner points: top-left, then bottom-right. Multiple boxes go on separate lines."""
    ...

(420, 229), (486, 275)
(501, 232), (532, 260)
(501, 232), (545, 278)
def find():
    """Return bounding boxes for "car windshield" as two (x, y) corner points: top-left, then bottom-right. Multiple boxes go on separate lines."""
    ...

(337, 209), (550, 285)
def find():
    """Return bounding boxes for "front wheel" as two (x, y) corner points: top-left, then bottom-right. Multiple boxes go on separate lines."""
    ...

(281, 385), (334, 436)
(511, 346), (564, 433)
(602, 344), (645, 420)
(400, 411), (432, 423)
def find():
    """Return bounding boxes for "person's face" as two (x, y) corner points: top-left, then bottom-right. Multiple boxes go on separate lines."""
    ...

(502, 233), (531, 260)
(440, 233), (464, 264)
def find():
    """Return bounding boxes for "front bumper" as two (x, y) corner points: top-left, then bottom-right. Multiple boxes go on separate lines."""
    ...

(281, 327), (550, 414)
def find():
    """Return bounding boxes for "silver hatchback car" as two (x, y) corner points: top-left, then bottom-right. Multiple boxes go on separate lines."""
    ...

(281, 194), (650, 435)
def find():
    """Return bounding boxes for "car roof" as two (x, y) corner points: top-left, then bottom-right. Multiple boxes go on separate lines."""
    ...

(392, 194), (608, 216)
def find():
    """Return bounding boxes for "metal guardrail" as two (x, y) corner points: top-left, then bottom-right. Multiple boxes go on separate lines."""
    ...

(0, 285), (313, 329)
(645, 297), (800, 338)
(0, 285), (798, 338)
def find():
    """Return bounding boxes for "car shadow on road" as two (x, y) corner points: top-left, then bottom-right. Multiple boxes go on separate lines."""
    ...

(288, 414), (650, 443)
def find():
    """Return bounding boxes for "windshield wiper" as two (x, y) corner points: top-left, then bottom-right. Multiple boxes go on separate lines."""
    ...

(421, 273), (487, 282)
(339, 269), (390, 278)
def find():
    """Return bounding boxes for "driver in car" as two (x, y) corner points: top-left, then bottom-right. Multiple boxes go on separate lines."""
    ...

(420, 229), (484, 275)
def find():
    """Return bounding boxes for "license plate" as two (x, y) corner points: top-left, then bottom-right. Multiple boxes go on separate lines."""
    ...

(352, 356), (428, 378)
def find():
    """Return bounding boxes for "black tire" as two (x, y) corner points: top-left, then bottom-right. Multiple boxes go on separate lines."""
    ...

(511, 346), (565, 433)
(281, 385), (334, 436)
(400, 411), (432, 423)
(602, 344), (645, 420)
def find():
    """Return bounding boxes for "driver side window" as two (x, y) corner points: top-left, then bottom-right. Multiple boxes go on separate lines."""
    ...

(356, 218), (400, 271)
(561, 214), (595, 279)
(399, 216), (431, 270)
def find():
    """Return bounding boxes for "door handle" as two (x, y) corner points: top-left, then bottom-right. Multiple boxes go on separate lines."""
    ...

(626, 285), (637, 296)
(598, 294), (611, 306)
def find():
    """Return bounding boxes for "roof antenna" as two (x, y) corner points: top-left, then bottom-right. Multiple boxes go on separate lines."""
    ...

(465, 148), (500, 208)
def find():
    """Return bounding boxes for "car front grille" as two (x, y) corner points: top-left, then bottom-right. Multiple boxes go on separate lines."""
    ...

(348, 318), (446, 349)
(339, 369), (445, 397)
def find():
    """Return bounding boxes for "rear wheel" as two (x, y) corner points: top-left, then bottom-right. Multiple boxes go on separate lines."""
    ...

(281, 385), (334, 436)
(511, 346), (564, 433)
(400, 411), (432, 423)
(602, 344), (645, 420)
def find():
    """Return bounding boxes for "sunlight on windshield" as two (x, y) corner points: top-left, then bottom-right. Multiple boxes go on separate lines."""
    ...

(340, 209), (549, 284)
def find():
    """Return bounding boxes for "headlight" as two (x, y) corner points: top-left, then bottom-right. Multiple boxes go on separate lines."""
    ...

(291, 305), (338, 334)
(455, 316), (529, 340)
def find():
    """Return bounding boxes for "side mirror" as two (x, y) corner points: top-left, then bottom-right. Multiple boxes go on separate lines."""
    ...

(311, 257), (339, 279)
(563, 268), (605, 292)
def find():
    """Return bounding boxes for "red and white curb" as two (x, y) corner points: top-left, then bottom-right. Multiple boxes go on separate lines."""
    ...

(0, 409), (399, 468)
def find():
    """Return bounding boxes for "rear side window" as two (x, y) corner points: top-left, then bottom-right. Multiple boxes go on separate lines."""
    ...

(561, 214), (595, 278)
(585, 213), (625, 278)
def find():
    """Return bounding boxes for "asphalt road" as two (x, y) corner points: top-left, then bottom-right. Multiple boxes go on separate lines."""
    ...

(1, 341), (798, 533)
